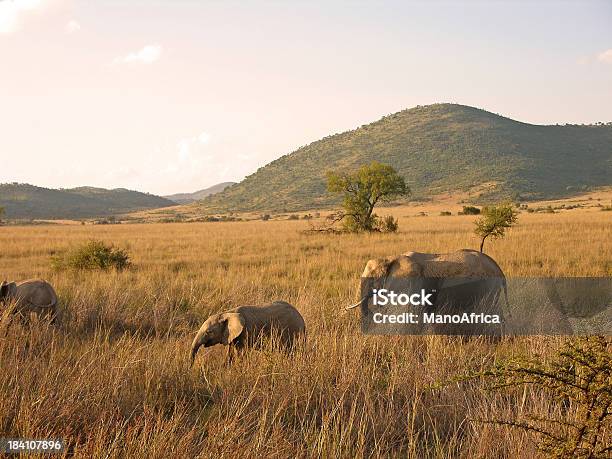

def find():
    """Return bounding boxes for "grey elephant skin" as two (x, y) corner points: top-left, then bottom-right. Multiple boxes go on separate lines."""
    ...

(351, 249), (508, 336)
(190, 301), (306, 366)
(0, 279), (58, 323)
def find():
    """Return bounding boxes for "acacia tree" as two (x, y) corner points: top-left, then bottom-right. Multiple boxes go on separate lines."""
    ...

(474, 203), (518, 252)
(327, 161), (409, 232)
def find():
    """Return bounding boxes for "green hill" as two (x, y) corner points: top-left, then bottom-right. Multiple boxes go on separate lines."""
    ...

(200, 104), (612, 212)
(164, 182), (236, 204)
(0, 184), (176, 219)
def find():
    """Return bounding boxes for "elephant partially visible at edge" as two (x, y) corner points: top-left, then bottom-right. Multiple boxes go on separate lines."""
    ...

(348, 249), (509, 336)
(190, 301), (306, 366)
(0, 279), (58, 324)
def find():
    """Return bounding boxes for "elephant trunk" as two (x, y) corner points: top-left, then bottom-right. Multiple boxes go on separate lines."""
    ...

(190, 330), (206, 367)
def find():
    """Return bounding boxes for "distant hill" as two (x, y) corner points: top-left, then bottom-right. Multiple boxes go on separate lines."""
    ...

(200, 104), (612, 212)
(164, 182), (236, 204)
(0, 184), (176, 219)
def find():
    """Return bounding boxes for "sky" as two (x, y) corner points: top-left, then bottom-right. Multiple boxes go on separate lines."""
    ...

(1, 0), (611, 196)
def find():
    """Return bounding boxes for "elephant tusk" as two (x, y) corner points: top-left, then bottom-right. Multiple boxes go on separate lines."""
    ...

(346, 292), (374, 310)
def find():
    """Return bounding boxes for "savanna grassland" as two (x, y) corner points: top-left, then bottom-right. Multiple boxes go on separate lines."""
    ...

(0, 208), (610, 458)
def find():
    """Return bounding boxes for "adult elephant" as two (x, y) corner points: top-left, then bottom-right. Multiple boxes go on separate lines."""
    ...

(347, 249), (509, 336)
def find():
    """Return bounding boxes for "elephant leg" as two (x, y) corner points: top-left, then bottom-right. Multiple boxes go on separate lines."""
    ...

(226, 344), (243, 366)
(43, 307), (57, 325)
(225, 345), (233, 366)
(2, 316), (11, 337)
(17, 312), (29, 326)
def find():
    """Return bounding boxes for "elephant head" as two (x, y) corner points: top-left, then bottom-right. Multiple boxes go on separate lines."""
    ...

(190, 312), (245, 366)
(347, 256), (437, 314)
(0, 281), (17, 303)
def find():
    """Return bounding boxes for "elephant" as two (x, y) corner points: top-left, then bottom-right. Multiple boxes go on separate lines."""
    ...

(0, 279), (58, 324)
(347, 249), (509, 336)
(190, 300), (306, 366)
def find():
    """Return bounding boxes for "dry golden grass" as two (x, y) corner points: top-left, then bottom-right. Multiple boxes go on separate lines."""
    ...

(0, 208), (610, 457)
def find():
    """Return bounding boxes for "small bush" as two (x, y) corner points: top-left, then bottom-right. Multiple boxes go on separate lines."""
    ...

(51, 240), (131, 271)
(440, 211), (452, 216)
(462, 206), (481, 215)
(376, 215), (399, 233)
(288, 215), (300, 220)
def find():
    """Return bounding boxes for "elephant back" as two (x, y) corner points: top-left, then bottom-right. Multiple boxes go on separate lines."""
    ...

(15, 279), (58, 309)
(419, 250), (504, 279)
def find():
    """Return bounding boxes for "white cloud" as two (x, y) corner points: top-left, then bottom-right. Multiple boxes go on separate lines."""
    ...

(100, 130), (257, 195)
(197, 131), (211, 144)
(64, 19), (80, 34)
(177, 138), (191, 162)
(597, 49), (612, 64)
(177, 132), (211, 162)
(113, 44), (162, 65)
(0, 0), (43, 34)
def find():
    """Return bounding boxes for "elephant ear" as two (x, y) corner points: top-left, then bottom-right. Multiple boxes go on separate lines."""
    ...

(362, 258), (393, 278)
(221, 313), (245, 345)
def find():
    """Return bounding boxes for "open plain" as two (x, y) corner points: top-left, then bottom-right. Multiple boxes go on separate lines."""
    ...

(0, 206), (610, 457)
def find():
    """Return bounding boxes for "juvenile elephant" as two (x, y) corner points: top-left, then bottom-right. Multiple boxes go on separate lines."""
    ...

(190, 301), (305, 366)
(0, 279), (58, 323)
(348, 249), (508, 336)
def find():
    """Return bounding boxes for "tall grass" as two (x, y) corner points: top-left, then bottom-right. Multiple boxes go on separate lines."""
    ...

(0, 209), (610, 457)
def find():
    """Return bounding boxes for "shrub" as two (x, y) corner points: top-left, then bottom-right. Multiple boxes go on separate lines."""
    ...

(288, 215), (300, 220)
(376, 215), (399, 233)
(51, 240), (131, 271)
(457, 337), (611, 458)
(462, 206), (481, 215)
(440, 211), (452, 216)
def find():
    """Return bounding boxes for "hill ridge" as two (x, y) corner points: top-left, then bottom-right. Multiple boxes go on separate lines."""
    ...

(163, 182), (236, 204)
(199, 103), (612, 212)
(0, 183), (176, 219)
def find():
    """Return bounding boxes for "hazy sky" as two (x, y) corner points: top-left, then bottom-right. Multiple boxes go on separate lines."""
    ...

(1, 0), (611, 195)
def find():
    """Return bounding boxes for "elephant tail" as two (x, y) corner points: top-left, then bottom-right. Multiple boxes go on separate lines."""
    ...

(502, 278), (511, 318)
